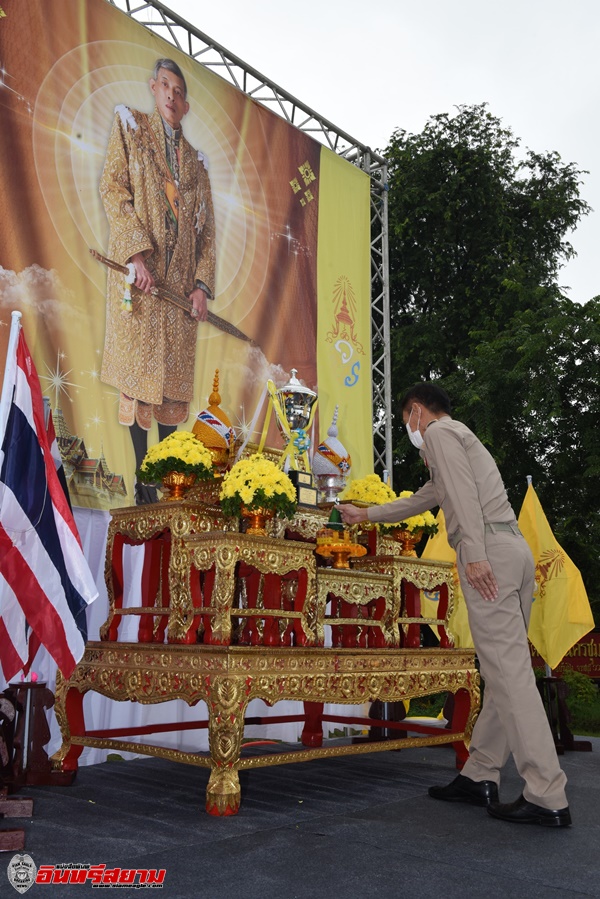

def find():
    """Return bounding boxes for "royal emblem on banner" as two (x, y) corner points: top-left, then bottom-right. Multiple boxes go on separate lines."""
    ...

(290, 160), (317, 206)
(326, 275), (364, 355)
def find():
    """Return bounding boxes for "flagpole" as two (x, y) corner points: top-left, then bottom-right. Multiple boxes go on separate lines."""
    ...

(0, 310), (22, 441)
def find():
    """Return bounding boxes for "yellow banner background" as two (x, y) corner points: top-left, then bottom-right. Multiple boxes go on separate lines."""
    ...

(316, 147), (372, 477)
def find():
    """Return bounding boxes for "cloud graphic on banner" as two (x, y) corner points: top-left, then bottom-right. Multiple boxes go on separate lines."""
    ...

(0, 265), (84, 325)
(219, 345), (292, 396)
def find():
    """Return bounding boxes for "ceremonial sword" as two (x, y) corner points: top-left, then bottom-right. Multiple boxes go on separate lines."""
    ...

(90, 248), (256, 347)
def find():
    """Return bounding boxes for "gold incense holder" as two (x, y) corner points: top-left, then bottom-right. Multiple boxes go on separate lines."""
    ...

(315, 528), (367, 569)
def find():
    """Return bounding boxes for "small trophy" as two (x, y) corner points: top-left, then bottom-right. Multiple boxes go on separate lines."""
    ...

(312, 406), (352, 505)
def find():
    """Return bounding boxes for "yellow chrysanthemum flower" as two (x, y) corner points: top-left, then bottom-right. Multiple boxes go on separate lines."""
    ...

(342, 473), (397, 505)
(137, 431), (213, 484)
(219, 453), (297, 518)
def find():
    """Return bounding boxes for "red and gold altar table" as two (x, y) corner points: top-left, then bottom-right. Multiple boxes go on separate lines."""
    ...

(52, 642), (480, 816)
(102, 502), (457, 651)
(101, 498), (232, 644)
(52, 499), (479, 816)
(183, 530), (318, 647)
(353, 554), (455, 648)
(315, 567), (399, 647)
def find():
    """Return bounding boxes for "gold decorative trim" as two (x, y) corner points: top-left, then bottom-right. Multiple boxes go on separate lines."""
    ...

(353, 555), (456, 646)
(315, 567), (399, 646)
(102, 501), (235, 642)
(237, 731), (461, 769)
(53, 643), (480, 815)
(184, 531), (318, 645)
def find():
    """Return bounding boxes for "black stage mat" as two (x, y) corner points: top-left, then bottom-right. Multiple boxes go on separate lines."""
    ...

(4, 738), (599, 899)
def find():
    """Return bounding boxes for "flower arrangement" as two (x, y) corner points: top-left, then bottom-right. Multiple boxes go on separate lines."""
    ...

(341, 473), (397, 506)
(388, 490), (439, 536)
(137, 431), (213, 483)
(219, 453), (297, 519)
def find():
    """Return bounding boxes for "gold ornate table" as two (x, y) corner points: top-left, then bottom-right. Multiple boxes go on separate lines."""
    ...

(57, 503), (479, 817)
(102, 500), (234, 644)
(184, 531), (318, 646)
(315, 567), (399, 647)
(353, 555), (455, 648)
(52, 642), (480, 816)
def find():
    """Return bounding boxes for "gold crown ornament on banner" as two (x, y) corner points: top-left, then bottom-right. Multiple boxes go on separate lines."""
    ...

(192, 369), (235, 473)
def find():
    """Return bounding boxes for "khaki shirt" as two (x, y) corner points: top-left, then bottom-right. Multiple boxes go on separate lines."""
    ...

(367, 417), (516, 563)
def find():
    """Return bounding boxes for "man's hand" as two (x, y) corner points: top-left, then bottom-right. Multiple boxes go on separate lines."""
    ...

(189, 287), (208, 322)
(339, 504), (369, 526)
(465, 560), (499, 602)
(130, 252), (155, 294)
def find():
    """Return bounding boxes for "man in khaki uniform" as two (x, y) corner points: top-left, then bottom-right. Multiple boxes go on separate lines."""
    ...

(100, 58), (215, 503)
(341, 383), (571, 827)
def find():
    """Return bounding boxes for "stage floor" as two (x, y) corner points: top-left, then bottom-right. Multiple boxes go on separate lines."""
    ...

(9, 737), (599, 898)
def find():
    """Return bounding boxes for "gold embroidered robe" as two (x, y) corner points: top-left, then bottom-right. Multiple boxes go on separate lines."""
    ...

(99, 106), (215, 424)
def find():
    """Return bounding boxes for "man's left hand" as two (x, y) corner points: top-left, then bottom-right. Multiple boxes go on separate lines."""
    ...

(189, 287), (208, 322)
(465, 560), (499, 602)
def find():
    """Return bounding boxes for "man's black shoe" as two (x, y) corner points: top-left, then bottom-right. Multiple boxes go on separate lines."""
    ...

(428, 774), (499, 806)
(487, 795), (571, 827)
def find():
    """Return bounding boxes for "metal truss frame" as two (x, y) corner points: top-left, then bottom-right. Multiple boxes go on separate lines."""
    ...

(107, 0), (393, 478)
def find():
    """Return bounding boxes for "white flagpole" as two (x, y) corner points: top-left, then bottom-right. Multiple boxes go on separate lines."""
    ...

(0, 310), (22, 443)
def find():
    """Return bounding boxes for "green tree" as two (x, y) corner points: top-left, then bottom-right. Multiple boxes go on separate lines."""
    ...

(384, 104), (600, 620)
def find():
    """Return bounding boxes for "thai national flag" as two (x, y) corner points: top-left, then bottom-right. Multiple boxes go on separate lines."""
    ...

(0, 313), (98, 681)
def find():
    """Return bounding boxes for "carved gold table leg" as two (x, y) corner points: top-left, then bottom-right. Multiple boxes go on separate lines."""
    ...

(51, 671), (85, 773)
(168, 537), (195, 642)
(209, 547), (238, 645)
(205, 675), (250, 816)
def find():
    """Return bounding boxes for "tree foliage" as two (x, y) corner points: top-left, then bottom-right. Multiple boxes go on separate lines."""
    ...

(384, 103), (600, 620)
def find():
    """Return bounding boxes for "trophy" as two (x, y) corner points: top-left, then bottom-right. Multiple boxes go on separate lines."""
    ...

(269, 369), (318, 505)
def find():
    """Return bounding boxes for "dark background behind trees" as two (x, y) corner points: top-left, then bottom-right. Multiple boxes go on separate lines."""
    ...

(382, 103), (600, 623)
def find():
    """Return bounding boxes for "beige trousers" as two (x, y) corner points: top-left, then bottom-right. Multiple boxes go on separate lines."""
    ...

(456, 530), (568, 809)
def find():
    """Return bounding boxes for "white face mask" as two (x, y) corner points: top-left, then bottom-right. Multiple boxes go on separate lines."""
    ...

(405, 407), (424, 449)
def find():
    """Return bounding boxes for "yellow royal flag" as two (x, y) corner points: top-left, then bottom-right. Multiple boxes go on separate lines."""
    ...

(518, 483), (594, 670)
(420, 509), (473, 648)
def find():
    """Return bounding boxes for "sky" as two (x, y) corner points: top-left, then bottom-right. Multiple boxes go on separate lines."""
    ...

(153, 0), (599, 304)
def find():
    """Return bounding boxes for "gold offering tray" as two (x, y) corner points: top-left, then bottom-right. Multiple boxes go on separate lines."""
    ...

(315, 528), (367, 568)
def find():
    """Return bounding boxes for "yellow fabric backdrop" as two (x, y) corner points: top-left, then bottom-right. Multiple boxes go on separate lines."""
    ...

(420, 510), (473, 648)
(316, 147), (372, 478)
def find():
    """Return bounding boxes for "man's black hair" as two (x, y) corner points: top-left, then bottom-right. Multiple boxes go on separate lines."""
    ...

(400, 383), (452, 415)
(153, 58), (188, 98)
